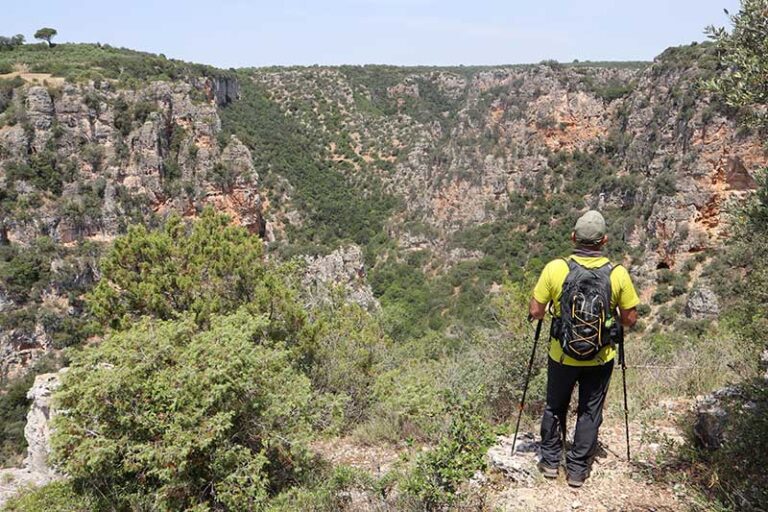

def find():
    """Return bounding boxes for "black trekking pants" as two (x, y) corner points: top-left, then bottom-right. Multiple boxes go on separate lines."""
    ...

(539, 357), (614, 477)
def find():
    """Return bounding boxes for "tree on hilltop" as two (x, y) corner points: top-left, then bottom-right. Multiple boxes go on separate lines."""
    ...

(34, 27), (57, 47)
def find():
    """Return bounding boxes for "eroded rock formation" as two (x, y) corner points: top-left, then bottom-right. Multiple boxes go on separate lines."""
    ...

(0, 370), (64, 506)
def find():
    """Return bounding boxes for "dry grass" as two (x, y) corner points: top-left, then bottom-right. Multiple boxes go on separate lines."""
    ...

(0, 70), (65, 87)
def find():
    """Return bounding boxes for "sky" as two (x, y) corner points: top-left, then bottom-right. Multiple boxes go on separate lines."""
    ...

(5, 0), (741, 68)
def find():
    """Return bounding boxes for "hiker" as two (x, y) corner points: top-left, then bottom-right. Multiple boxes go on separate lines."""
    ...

(528, 210), (639, 487)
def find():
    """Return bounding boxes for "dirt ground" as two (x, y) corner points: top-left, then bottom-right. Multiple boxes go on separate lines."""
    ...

(484, 422), (699, 512)
(311, 408), (713, 512)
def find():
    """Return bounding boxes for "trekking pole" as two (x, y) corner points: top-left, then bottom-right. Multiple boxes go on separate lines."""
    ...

(511, 316), (543, 456)
(618, 323), (631, 462)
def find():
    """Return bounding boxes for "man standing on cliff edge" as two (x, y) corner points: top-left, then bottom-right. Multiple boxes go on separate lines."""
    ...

(529, 210), (639, 487)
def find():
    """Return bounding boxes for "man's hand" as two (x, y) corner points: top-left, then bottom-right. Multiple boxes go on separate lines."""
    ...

(619, 307), (638, 328)
(529, 298), (547, 320)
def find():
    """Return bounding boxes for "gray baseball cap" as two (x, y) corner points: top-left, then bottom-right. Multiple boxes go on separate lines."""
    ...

(574, 210), (606, 244)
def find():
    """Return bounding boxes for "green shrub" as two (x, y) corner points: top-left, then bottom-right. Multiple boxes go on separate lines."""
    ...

(0, 238), (56, 303)
(301, 301), (390, 428)
(3, 481), (96, 512)
(363, 359), (447, 442)
(0, 77), (24, 113)
(267, 465), (380, 512)
(652, 284), (672, 304)
(657, 269), (674, 284)
(52, 310), (313, 511)
(85, 208), (303, 335)
(654, 171), (677, 196)
(401, 394), (495, 510)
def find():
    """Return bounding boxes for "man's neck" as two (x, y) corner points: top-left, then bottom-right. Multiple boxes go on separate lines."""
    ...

(573, 246), (603, 257)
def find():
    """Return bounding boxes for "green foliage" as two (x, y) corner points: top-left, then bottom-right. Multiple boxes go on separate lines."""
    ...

(0, 43), (232, 85)
(5, 151), (64, 195)
(3, 481), (96, 512)
(693, 380), (768, 509)
(595, 80), (636, 102)
(369, 257), (438, 341)
(653, 42), (719, 76)
(219, 79), (396, 250)
(452, 282), (547, 420)
(654, 171), (678, 196)
(707, 172), (768, 348)
(52, 310), (313, 511)
(401, 394), (495, 510)
(705, 0), (768, 131)
(267, 464), (380, 512)
(366, 359), (447, 442)
(300, 300), (391, 427)
(85, 208), (302, 334)
(34, 28), (58, 47)
(652, 284), (672, 305)
(0, 237), (56, 303)
(210, 162), (238, 193)
(0, 77), (25, 112)
(693, 5), (768, 504)
(0, 34), (24, 52)
(0, 373), (34, 467)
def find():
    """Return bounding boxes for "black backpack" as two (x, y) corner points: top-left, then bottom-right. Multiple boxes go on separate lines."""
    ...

(553, 258), (617, 361)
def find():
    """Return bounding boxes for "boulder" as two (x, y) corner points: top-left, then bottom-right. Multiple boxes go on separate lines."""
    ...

(684, 286), (720, 319)
(693, 392), (729, 449)
(486, 433), (540, 485)
(692, 386), (752, 450)
(24, 86), (54, 130)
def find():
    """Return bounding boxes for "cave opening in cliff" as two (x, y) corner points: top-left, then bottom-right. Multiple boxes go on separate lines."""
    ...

(656, 261), (671, 270)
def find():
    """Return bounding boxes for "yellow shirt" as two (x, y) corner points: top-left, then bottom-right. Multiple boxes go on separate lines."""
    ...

(532, 255), (640, 366)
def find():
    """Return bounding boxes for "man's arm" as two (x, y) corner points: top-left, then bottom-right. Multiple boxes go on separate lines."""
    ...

(529, 298), (547, 320)
(619, 307), (637, 327)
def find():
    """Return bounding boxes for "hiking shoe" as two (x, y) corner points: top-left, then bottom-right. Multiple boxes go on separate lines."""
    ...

(566, 472), (587, 488)
(537, 462), (558, 479)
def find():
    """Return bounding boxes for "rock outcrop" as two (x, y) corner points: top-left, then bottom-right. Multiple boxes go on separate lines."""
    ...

(0, 76), (262, 377)
(684, 286), (720, 319)
(486, 433), (540, 485)
(302, 245), (379, 311)
(0, 370), (64, 506)
(693, 388), (734, 449)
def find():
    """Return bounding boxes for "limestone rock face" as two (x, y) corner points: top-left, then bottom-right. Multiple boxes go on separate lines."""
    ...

(0, 77), (253, 246)
(0, 370), (65, 507)
(684, 286), (720, 319)
(302, 245), (379, 311)
(25, 86), (55, 131)
(24, 371), (64, 475)
(0, 75), (268, 377)
(254, 54), (765, 276)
